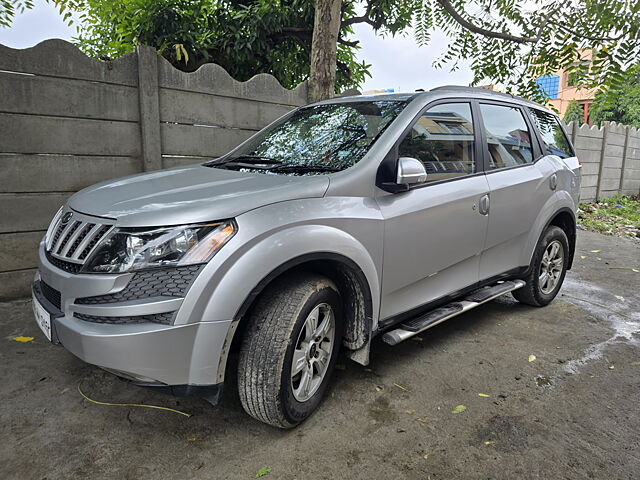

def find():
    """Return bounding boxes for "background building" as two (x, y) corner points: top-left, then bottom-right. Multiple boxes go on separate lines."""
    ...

(534, 51), (596, 124)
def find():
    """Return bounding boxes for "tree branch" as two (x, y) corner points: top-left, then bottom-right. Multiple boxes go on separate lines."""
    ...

(338, 35), (359, 47)
(341, 0), (382, 29)
(435, 0), (537, 44)
(547, 19), (626, 43)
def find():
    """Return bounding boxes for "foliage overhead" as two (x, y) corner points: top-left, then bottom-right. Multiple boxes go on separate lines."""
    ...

(563, 100), (584, 124)
(0, 0), (33, 28)
(589, 64), (640, 128)
(56, 0), (414, 91)
(414, 0), (640, 100)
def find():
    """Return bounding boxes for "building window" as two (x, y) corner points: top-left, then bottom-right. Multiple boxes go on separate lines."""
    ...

(535, 74), (559, 100)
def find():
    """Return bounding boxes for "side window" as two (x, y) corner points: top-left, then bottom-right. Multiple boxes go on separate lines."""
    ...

(479, 104), (534, 169)
(528, 108), (575, 159)
(398, 103), (475, 182)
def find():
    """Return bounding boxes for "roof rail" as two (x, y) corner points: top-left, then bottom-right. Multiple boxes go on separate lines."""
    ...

(428, 85), (536, 105)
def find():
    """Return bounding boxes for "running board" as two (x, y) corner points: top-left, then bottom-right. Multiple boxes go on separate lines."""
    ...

(382, 280), (526, 346)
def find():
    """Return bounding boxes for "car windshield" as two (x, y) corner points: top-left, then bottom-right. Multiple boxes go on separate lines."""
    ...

(206, 100), (407, 175)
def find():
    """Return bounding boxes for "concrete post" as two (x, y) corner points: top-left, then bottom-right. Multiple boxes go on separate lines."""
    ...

(618, 125), (631, 193)
(595, 122), (609, 200)
(137, 45), (162, 171)
(571, 120), (579, 144)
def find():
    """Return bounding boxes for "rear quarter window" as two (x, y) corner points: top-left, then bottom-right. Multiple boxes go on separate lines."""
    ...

(528, 108), (575, 159)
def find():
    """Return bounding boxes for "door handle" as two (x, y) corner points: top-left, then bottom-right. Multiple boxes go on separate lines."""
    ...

(479, 194), (490, 215)
(550, 174), (557, 191)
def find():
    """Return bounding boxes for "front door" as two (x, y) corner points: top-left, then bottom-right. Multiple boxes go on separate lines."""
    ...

(377, 102), (490, 321)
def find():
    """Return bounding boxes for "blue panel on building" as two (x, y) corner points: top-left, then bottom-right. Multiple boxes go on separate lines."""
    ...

(535, 74), (559, 99)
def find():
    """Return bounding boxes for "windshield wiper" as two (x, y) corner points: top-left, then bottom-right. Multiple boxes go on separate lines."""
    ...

(207, 155), (282, 167)
(270, 164), (342, 173)
(207, 156), (341, 173)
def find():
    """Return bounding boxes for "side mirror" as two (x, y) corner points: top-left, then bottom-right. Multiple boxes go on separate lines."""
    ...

(396, 157), (427, 186)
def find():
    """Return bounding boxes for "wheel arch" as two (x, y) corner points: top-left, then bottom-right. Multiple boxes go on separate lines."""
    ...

(545, 207), (576, 269)
(235, 252), (373, 355)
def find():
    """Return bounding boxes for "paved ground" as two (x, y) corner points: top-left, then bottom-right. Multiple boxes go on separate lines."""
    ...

(1, 230), (638, 480)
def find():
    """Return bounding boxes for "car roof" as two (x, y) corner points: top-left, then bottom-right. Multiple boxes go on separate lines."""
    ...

(314, 85), (551, 114)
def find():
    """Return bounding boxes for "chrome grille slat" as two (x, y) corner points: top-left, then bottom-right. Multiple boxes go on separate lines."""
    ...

(52, 220), (78, 254)
(56, 220), (81, 254)
(78, 225), (113, 261)
(70, 223), (103, 260)
(60, 222), (91, 257)
(48, 219), (66, 251)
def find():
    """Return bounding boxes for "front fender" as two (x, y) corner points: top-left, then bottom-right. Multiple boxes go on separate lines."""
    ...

(173, 201), (382, 329)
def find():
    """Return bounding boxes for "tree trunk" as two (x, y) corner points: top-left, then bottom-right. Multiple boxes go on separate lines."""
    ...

(308, 0), (342, 103)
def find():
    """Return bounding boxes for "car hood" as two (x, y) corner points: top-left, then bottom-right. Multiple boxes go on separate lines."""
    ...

(68, 164), (330, 227)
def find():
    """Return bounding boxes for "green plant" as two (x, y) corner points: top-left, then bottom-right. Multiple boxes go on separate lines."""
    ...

(578, 195), (640, 239)
(414, 0), (640, 101)
(0, 0), (33, 28)
(55, 0), (413, 93)
(589, 64), (640, 128)
(563, 100), (584, 124)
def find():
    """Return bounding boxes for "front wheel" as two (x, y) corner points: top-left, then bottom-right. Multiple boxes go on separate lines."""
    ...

(238, 273), (342, 428)
(513, 225), (569, 307)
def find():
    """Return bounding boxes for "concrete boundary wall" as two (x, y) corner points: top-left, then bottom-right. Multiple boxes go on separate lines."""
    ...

(0, 40), (307, 299)
(567, 121), (640, 202)
(1, 40), (638, 300)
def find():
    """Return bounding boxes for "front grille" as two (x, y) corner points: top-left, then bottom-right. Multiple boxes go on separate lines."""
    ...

(74, 312), (173, 325)
(38, 281), (61, 310)
(75, 265), (203, 305)
(45, 251), (82, 274)
(46, 212), (113, 265)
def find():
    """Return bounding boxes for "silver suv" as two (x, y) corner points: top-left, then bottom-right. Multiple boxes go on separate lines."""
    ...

(33, 87), (581, 428)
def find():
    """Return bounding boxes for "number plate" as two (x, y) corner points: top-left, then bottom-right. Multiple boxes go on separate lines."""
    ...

(32, 293), (52, 342)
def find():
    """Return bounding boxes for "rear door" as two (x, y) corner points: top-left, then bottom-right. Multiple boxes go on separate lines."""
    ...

(477, 101), (554, 281)
(377, 101), (490, 321)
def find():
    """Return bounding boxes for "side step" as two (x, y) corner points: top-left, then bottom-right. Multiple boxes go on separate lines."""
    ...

(382, 280), (525, 346)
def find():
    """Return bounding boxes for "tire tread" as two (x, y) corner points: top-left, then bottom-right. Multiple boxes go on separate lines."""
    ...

(238, 273), (337, 428)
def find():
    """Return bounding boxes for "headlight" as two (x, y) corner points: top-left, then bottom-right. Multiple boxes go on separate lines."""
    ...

(82, 221), (236, 273)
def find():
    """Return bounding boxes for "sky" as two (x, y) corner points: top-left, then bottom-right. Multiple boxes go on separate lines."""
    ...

(0, 0), (474, 93)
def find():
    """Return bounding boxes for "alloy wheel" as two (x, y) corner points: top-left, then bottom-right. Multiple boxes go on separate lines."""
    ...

(539, 240), (564, 294)
(291, 303), (335, 402)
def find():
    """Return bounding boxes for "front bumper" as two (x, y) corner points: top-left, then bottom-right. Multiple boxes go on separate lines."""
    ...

(34, 243), (233, 393)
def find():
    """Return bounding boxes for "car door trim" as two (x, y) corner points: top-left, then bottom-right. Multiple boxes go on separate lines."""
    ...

(475, 99), (546, 174)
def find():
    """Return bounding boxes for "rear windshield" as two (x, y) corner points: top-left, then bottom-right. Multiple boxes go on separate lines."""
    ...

(207, 100), (407, 175)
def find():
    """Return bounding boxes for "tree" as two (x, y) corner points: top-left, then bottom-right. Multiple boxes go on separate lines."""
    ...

(414, 0), (640, 101)
(58, 0), (414, 97)
(0, 0), (33, 28)
(589, 64), (640, 128)
(563, 100), (584, 124)
(54, 1), (640, 102)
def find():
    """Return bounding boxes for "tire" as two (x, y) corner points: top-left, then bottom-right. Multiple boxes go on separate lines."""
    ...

(513, 225), (570, 307)
(238, 273), (343, 428)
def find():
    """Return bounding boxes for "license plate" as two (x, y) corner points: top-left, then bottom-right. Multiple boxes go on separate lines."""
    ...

(32, 293), (52, 342)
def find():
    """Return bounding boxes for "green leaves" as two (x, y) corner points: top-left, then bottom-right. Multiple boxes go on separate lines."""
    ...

(414, 0), (640, 100)
(173, 43), (189, 65)
(590, 63), (640, 127)
(54, 0), (407, 92)
(255, 466), (272, 478)
(563, 100), (584, 124)
(0, 0), (35, 28)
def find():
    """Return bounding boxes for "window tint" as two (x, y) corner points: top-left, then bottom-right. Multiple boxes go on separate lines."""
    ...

(398, 103), (475, 182)
(528, 108), (574, 159)
(480, 104), (533, 168)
